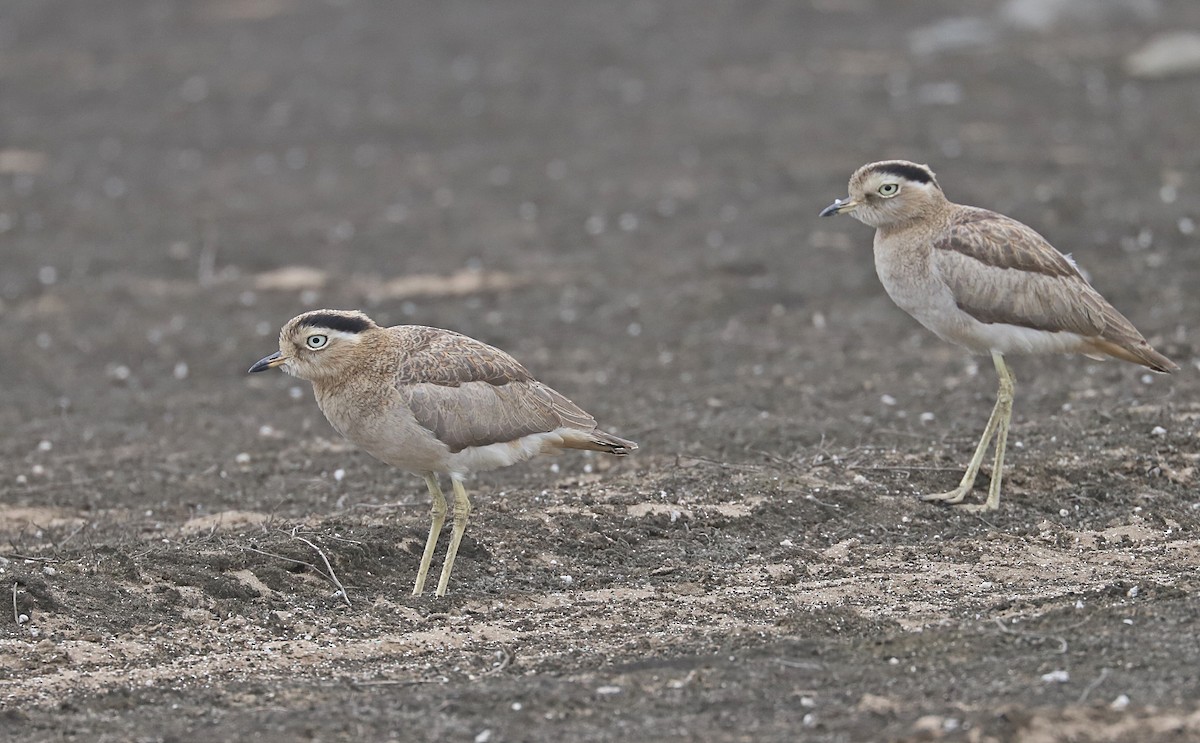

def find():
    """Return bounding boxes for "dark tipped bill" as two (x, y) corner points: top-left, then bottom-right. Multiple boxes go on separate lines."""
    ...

(248, 351), (285, 373)
(819, 198), (857, 217)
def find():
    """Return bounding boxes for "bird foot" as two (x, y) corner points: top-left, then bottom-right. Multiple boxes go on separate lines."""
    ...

(921, 488), (970, 505)
(953, 501), (998, 513)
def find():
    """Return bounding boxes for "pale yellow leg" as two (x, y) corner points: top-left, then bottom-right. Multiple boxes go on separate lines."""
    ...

(434, 476), (472, 597)
(412, 473), (447, 596)
(923, 352), (1016, 511)
(960, 354), (1015, 513)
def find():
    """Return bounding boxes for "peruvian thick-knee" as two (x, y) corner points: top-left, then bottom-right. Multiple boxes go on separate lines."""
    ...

(822, 160), (1177, 511)
(249, 309), (638, 595)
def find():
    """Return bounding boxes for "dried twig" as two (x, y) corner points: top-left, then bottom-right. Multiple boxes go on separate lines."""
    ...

(775, 658), (824, 670)
(1, 554), (57, 563)
(243, 546), (320, 572)
(991, 617), (1068, 654)
(350, 678), (447, 687)
(290, 529), (352, 609)
(11, 582), (19, 624)
(480, 645), (514, 677)
(1078, 667), (1110, 703)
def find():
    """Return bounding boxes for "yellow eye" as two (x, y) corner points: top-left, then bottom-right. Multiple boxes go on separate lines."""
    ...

(878, 183), (899, 197)
(306, 334), (328, 349)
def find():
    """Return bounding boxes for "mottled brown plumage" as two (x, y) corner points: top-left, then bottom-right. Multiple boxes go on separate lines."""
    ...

(932, 207), (1174, 371)
(249, 309), (636, 596)
(822, 160), (1177, 511)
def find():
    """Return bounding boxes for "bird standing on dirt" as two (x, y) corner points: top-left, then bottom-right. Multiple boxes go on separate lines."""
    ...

(249, 309), (637, 596)
(820, 160), (1177, 511)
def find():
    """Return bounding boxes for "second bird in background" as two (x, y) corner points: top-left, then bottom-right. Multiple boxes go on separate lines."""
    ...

(821, 160), (1177, 512)
(249, 309), (637, 597)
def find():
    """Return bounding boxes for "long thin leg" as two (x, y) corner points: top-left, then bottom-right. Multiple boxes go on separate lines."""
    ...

(923, 352), (1013, 507)
(435, 476), (472, 597)
(960, 353), (1015, 513)
(412, 473), (447, 596)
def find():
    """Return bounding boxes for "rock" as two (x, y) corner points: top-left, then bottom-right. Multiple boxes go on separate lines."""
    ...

(1126, 32), (1200, 79)
(1000, 0), (1159, 32)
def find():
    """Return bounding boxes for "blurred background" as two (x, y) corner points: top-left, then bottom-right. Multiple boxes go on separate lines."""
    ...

(1, 0), (1196, 516)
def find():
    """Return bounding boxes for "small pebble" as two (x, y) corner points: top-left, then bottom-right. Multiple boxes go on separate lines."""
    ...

(1110, 694), (1130, 710)
(234, 452), (251, 464)
(1150, 426), (1167, 436)
(1041, 670), (1070, 683)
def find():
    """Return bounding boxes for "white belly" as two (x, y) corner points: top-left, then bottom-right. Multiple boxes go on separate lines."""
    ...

(873, 234), (1090, 357)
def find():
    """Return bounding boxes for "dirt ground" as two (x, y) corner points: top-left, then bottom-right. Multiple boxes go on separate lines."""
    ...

(2, 1), (1199, 741)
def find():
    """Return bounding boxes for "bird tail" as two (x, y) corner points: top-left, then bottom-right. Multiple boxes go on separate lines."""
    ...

(559, 428), (639, 456)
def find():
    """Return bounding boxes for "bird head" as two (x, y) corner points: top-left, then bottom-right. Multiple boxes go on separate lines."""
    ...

(248, 309), (379, 381)
(820, 160), (945, 229)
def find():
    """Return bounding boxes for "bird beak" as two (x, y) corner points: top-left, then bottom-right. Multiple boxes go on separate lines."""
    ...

(248, 351), (287, 373)
(819, 197), (858, 217)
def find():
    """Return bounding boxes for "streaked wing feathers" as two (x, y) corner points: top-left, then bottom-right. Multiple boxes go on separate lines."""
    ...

(933, 210), (1111, 336)
(391, 327), (598, 452)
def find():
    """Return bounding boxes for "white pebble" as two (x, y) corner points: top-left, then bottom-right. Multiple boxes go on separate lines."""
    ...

(1059, 509), (1069, 517)
(560, 575), (573, 585)
(173, 361), (189, 380)
(258, 425), (275, 437)
(43, 566), (57, 576)
(880, 394), (897, 406)
(333, 468), (345, 483)
(17, 614), (29, 625)
(595, 685), (621, 695)
(919, 411), (936, 423)
(37, 440), (52, 452)
(1040, 670), (1070, 683)
(235, 452), (251, 464)
(474, 730), (493, 743)
(584, 215), (606, 235)
(511, 702), (522, 711)
(1150, 426), (1167, 436)
(289, 386), (304, 399)
(779, 539), (794, 547)
(1110, 694), (1130, 710)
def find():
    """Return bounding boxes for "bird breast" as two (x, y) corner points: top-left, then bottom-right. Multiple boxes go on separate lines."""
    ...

(873, 229), (961, 334)
(314, 383), (452, 474)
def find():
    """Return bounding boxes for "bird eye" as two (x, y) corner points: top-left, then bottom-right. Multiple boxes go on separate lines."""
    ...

(306, 334), (328, 349)
(878, 183), (899, 197)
